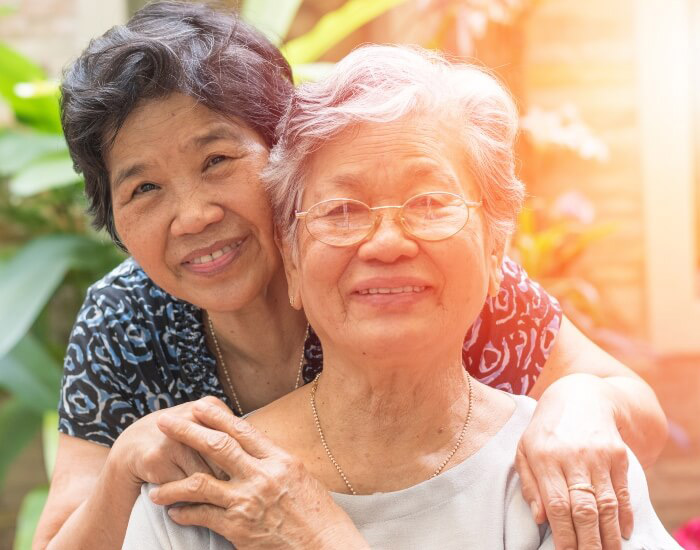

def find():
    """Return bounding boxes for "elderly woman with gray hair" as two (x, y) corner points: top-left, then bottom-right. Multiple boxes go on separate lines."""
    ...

(124, 45), (677, 549)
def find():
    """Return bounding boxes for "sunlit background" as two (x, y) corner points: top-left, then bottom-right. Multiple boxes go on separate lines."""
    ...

(1, 0), (699, 547)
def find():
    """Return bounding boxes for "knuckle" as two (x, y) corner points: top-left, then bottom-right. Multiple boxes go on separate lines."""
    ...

(546, 497), (572, 520)
(207, 431), (235, 454)
(615, 485), (632, 505)
(571, 500), (599, 524)
(187, 472), (209, 493)
(596, 494), (619, 517)
(234, 419), (256, 438)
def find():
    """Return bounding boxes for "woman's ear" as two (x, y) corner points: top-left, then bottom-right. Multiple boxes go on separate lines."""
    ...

(276, 228), (303, 310)
(487, 245), (505, 298)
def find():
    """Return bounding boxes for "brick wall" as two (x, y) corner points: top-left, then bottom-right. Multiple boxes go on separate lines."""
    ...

(522, 0), (648, 337)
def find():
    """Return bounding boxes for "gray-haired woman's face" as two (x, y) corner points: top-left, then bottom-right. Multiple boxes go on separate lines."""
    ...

(283, 114), (504, 358)
(106, 93), (284, 313)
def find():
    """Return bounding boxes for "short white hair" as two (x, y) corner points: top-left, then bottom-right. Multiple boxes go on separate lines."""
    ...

(263, 44), (524, 253)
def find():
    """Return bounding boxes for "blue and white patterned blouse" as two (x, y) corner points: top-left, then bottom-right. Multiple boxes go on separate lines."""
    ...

(58, 257), (561, 447)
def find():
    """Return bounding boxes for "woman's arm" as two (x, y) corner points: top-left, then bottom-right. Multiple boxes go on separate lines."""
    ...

(528, 315), (667, 467)
(35, 403), (224, 549)
(518, 315), (668, 550)
(34, 434), (145, 550)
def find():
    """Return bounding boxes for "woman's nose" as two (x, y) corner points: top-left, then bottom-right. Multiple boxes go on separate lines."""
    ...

(356, 214), (419, 263)
(170, 189), (225, 237)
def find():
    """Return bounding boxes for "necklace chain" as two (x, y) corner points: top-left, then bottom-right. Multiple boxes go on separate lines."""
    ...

(310, 372), (473, 496)
(207, 315), (309, 416)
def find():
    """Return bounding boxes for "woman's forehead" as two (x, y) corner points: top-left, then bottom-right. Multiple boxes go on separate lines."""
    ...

(304, 117), (477, 200)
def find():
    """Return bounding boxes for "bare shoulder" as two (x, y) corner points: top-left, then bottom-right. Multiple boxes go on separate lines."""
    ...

(246, 386), (316, 456)
(470, 381), (519, 439)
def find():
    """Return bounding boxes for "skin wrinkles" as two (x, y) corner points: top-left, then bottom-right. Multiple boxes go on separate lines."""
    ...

(105, 93), (283, 315)
(286, 114), (499, 391)
(305, 122), (471, 206)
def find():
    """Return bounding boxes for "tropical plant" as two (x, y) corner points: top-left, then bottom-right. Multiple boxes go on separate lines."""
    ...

(0, 1), (410, 547)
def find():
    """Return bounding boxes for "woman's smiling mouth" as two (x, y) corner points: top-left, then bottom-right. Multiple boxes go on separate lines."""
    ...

(182, 238), (247, 275)
(357, 286), (426, 295)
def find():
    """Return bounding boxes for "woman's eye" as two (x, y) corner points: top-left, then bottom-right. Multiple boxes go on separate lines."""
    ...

(206, 155), (228, 169)
(132, 182), (158, 197)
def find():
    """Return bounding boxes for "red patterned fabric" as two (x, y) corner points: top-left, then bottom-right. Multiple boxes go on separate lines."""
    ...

(462, 257), (562, 395)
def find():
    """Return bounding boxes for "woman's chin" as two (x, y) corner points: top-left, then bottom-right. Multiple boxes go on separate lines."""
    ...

(339, 318), (453, 358)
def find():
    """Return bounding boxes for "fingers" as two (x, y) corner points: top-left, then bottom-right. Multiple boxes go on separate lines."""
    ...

(564, 476), (601, 550)
(610, 450), (633, 540)
(591, 471), (621, 550)
(166, 502), (232, 540)
(157, 414), (256, 477)
(534, 466), (578, 550)
(150, 472), (235, 508)
(192, 400), (280, 459)
(515, 445), (546, 524)
(176, 445), (217, 478)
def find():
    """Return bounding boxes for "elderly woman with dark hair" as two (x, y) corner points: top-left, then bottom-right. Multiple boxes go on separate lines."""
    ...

(35, 2), (669, 549)
(124, 44), (678, 549)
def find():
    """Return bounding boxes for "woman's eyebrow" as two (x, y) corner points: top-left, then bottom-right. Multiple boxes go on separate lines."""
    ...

(112, 162), (148, 190)
(187, 124), (245, 149)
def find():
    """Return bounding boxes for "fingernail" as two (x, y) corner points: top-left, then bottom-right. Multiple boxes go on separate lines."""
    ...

(622, 527), (632, 540)
(530, 501), (538, 521)
(158, 413), (175, 426)
(148, 487), (159, 501)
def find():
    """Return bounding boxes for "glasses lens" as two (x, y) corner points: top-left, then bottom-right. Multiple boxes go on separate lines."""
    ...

(305, 199), (373, 246)
(402, 193), (468, 240)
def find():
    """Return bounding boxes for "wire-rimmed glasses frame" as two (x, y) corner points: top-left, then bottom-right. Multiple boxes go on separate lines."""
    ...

(294, 191), (483, 247)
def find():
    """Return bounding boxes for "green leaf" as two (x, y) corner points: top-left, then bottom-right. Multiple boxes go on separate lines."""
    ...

(0, 130), (68, 176)
(0, 334), (61, 413)
(241, 0), (302, 46)
(0, 6), (16, 17)
(42, 411), (59, 481)
(291, 62), (335, 84)
(0, 42), (62, 133)
(282, 0), (409, 64)
(9, 152), (82, 196)
(13, 486), (49, 550)
(0, 235), (98, 359)
(0, 398), (42, 489)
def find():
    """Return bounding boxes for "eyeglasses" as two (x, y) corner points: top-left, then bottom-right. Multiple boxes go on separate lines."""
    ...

(295, 191), (482, 247)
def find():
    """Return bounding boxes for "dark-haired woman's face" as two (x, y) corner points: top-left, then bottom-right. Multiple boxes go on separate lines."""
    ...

(106, 93), (283, 313)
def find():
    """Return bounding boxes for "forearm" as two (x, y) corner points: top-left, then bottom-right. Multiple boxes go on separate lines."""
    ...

(603, 374), (667, 468)
(531, 316), (667, 468)
(44, 460), (142, 550)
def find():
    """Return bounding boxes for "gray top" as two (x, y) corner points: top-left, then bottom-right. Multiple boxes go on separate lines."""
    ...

(124, 395), (679, 549)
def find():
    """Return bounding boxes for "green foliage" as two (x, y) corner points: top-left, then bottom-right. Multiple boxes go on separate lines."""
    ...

(241, 0), (303, 45)
(282, 0), (409, 65)
(13, 487), (49, 550)
(0, 334), (61, 413)
(42, 411), (59, 481)
(0, 43), (61, 133)
(0, 398), (43, 492)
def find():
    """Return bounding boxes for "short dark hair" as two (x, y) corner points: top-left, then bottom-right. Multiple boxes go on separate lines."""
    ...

(60, 0), (294, 246)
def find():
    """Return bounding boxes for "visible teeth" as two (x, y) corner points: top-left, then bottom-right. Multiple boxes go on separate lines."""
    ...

(190, 243), (237, 265)
(359, 286), (425, 295)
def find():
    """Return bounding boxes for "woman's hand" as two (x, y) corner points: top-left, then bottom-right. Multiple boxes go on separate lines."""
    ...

(516, 373), (634, 550)
(149, 396), (369, 550)
(111, 400), (228, 488)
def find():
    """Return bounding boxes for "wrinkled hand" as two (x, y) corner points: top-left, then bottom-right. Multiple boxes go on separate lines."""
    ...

(516, 374), (633, 550)
(111, 399), (230, 488)
(149, 396), (368, 550)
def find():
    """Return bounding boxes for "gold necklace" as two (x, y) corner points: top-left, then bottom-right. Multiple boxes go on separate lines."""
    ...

(207, 315), (309, 416)
(310, 372), (473, 495)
